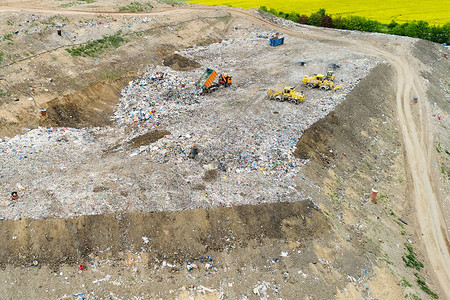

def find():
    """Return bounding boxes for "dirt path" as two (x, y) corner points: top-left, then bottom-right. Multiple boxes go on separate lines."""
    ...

(1, 3), (448, 297)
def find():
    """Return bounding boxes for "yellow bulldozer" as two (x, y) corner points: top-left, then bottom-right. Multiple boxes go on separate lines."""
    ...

(301, 71), (342, 91)
(267, 87), (305, 104)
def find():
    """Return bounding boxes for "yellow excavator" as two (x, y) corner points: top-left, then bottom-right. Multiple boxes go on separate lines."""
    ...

(302, 71), (342, 91)
(267, 87), (305, 104)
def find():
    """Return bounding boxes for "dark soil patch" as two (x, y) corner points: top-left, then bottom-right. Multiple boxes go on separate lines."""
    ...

(129, 130), (171, 148)
(163, 54), (200, 71)
(202, 169), (218, 182)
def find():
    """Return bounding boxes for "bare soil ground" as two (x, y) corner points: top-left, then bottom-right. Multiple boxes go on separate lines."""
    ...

(0, 1), (448, 299)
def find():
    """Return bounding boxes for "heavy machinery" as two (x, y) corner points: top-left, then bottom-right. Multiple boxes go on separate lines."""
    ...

(267, 87), (305, 104)
(301, 71), (342, 91)
(195, 68), (232, 94)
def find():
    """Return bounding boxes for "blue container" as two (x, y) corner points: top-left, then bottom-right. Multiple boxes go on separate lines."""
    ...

(270, 37), (284, 47)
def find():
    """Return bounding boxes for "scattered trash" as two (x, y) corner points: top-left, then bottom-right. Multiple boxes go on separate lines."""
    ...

(370, 189), (378, 204)
(398, 218), (408, 225)
(330, 63), (341, 70)
(189, 146), (198, 159)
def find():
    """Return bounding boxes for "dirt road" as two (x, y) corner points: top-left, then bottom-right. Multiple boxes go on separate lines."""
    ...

(1, 3), (448, 297)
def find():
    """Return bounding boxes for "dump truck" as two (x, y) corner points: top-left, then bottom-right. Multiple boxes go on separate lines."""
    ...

(301, 71), (342, 91)
(195, 68), (232, 94)
(267, 87), (305, 104)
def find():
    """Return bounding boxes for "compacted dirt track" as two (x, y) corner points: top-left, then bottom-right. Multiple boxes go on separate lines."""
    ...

(1, 3), (448, 297)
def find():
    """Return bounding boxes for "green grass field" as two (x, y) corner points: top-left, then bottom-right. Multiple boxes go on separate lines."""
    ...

(186, 0), (449, 25)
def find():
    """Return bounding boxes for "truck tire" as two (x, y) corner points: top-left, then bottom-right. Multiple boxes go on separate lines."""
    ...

(320, 85), (328, 91)
(307, 83), (314, 89)
(275, 96), (282, 101)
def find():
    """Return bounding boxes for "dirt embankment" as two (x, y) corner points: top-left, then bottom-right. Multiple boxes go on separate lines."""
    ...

(41, 72), (136, 128)
(294, 61), (446, 299)
(294, 63), (396, 166)
(0, 200), (327, 269)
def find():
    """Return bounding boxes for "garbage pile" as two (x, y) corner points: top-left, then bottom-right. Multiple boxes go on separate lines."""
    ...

(0, 31), (382, 220)
(114, 66), (201, 126)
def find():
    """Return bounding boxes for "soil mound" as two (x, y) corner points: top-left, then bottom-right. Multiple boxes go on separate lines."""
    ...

(163, 54), (201, 71)
(129, 130), (171, 148)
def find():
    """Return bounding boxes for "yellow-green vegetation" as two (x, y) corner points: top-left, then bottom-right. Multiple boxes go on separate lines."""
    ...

(187, 0), (448, 25)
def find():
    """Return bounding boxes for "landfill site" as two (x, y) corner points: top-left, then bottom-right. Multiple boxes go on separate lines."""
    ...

(0, 1), (449, 299)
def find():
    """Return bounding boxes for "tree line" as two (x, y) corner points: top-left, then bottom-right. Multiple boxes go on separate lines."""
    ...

(259, 7), (450, 44)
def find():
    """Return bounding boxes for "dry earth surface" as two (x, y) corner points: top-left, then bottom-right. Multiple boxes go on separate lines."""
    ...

(0, 1), (449, 299)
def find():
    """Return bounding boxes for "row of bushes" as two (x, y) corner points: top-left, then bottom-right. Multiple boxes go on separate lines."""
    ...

(259, 7), (450, 44)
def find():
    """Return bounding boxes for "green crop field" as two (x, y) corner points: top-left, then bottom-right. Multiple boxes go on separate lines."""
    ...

(186, 0), (449, 25)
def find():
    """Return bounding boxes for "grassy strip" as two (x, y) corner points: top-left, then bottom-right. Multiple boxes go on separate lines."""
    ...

(66, 31), (128, 57)
(402, 243), (424, 271)
(1, 33), (14, 42)
(0, 90), (11, 97)
(158, 0), (182, 4)
(259, 7), (450, 44)
(417, 279), (439, 299)
(119, 2), (153, 12)
(400, 278), (412, 287)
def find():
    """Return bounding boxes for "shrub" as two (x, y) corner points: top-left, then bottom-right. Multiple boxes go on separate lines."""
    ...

(308, 12), (322, 26)
(256, 6), (450, 44)
(388, 20), (398, 29)
(332, 16), (345, 29)
(321, 15), (333, 28)
(298, 15), (308, 24)
(308, 9), (326, 26)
